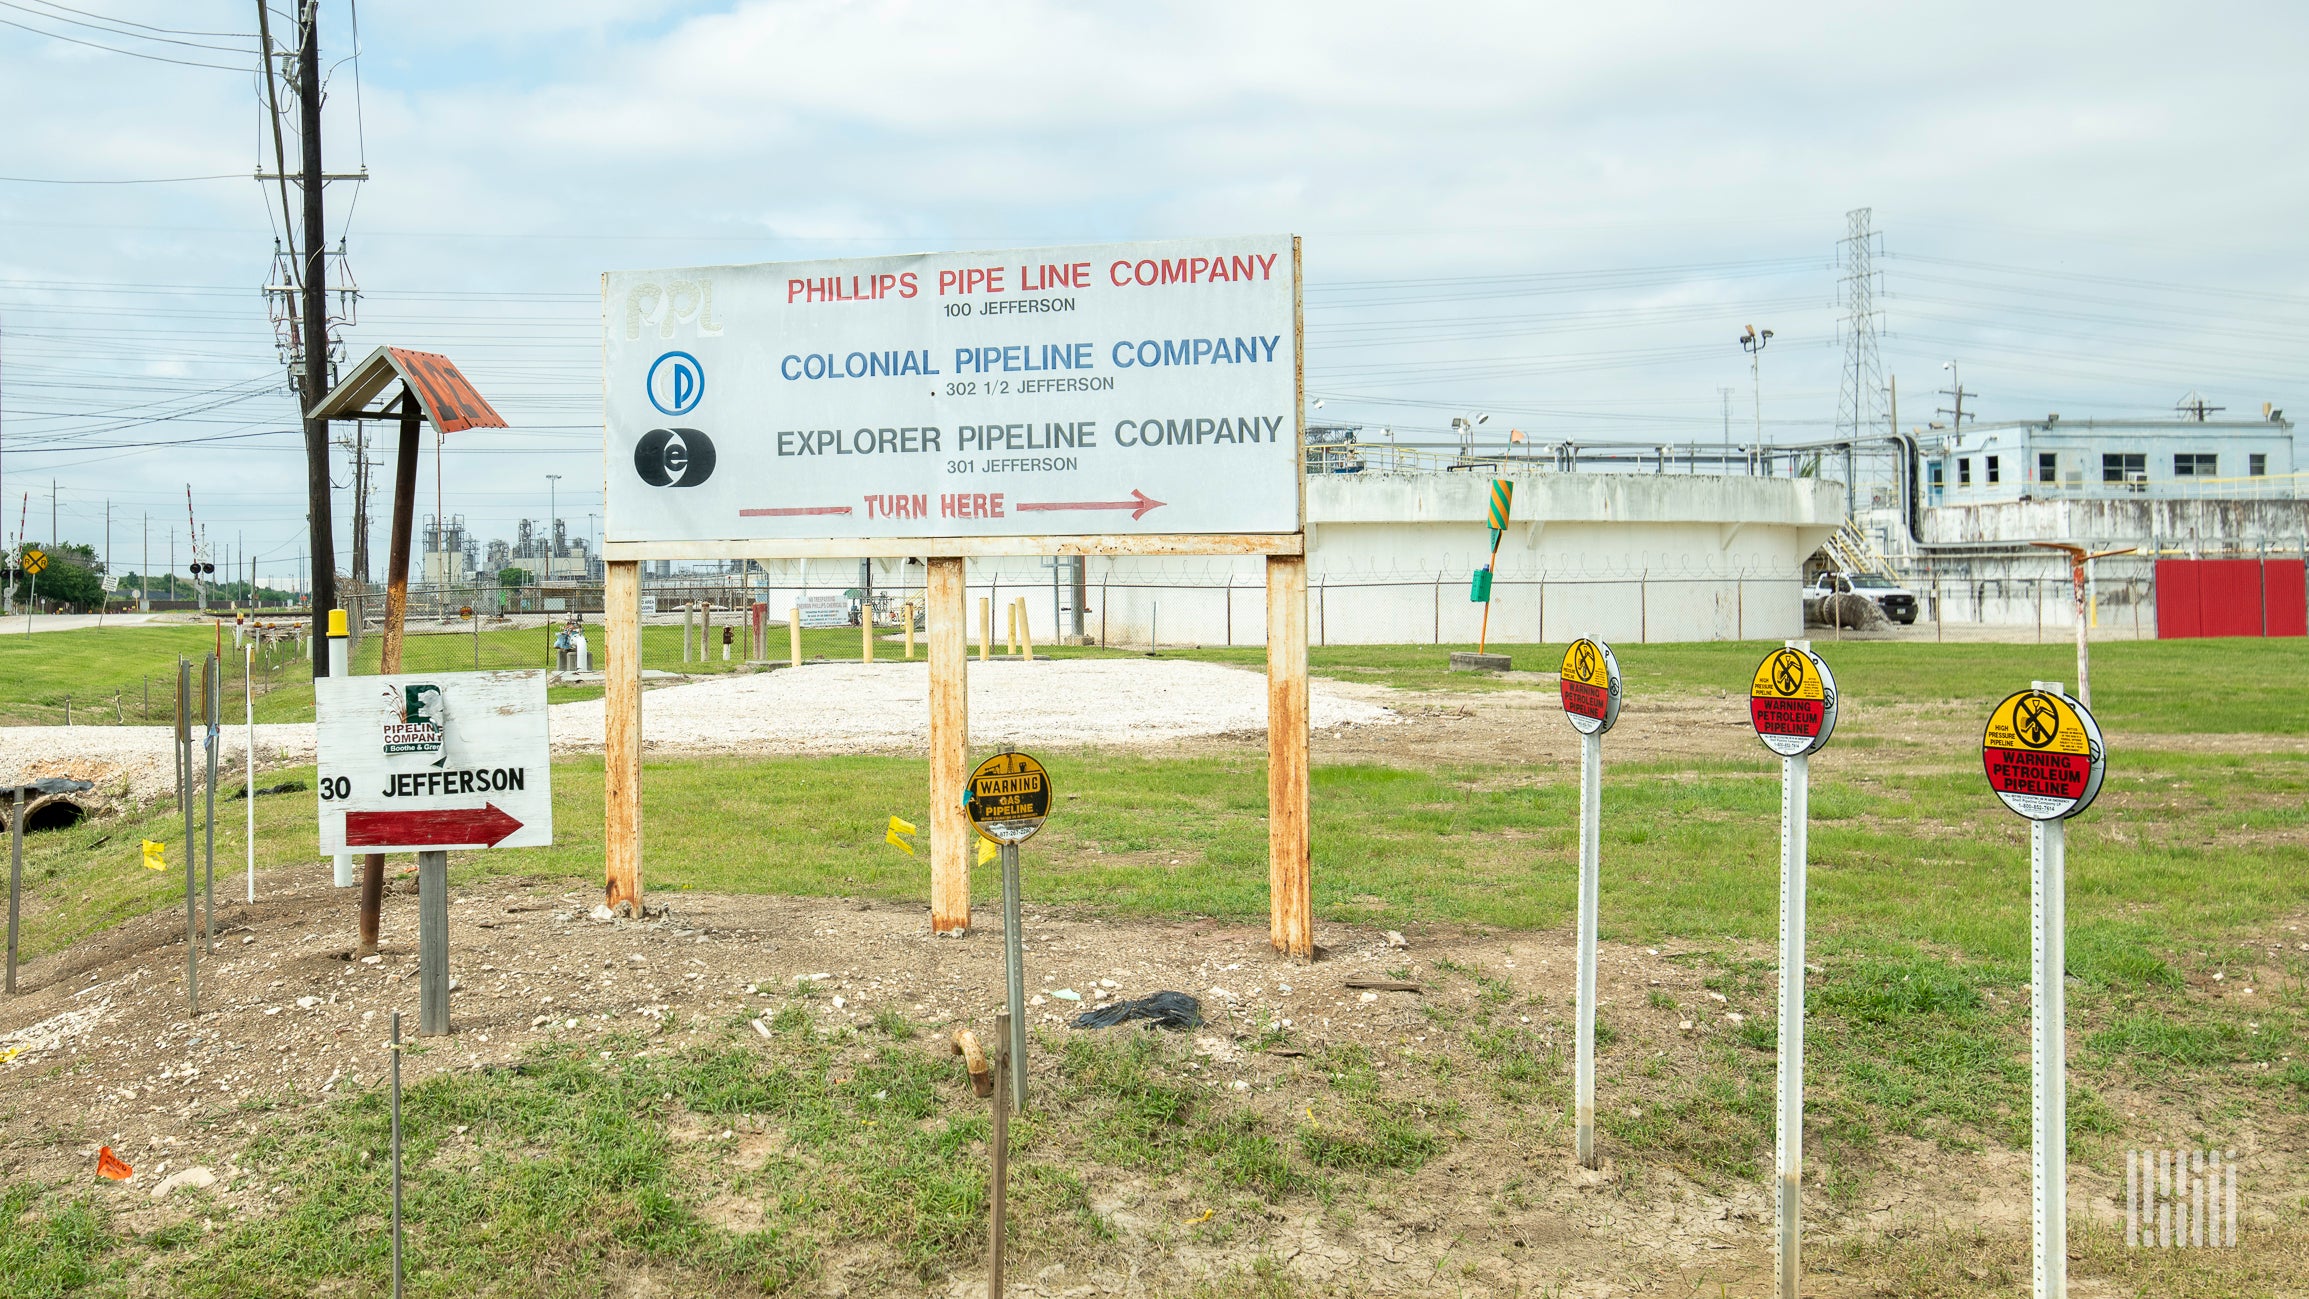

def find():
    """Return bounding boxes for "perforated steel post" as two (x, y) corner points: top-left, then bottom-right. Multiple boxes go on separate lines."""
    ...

(1002, 840), (1027, 1110)
(202, 654), (218, 952)
(1774, 751), (1810, 1299)
(2033, 803), (2068, 1298)
(178, 658), (197, 1012)
(6, 787), (22, 994)
(1575, 728), (1601, 1168)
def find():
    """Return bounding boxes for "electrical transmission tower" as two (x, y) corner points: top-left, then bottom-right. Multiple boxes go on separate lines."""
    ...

(1835, 207), (1885, 442)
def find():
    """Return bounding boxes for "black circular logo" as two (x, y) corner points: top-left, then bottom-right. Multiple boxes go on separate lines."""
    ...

(1770, 648), (1806, 696)
(633, 427), (716, 487)
(2014, 692), (2061, 748)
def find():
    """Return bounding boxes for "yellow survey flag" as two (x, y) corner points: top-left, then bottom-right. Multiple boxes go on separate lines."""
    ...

(885, 816), (918, 857)
(140, 839), (166, 871)
(978, 838), (998, 867)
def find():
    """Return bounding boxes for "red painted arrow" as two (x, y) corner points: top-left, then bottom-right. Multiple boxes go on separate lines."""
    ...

(345, 803), (524, 848)
(1016, 488), (1166, 521)
(739, 505), (854, 518)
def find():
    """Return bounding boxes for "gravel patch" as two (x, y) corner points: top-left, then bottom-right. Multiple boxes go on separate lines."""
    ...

(2, 661), (1397, 799)
(548, 659), (1397, 754)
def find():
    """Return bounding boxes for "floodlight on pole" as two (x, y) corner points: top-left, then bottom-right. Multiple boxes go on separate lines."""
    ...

(1740, 325), (1773, 448)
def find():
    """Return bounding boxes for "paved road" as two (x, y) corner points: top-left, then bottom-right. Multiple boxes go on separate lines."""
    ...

(0, 613), (179, 634)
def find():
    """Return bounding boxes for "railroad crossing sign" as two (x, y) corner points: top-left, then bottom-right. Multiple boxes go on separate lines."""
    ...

(1749, 645), (1839, 757)
(1557, 637), (1622, 736)
(315, 670), (554, 853)
(1982, 686), (2106, 820)
(20, 549), (46, 576)
(966, 751), (1051, 844)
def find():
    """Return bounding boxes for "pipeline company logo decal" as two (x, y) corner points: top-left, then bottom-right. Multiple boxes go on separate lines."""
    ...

(646, 350), (705, 416)
(383, 684), (446, 761)
(634, 427), (717, 487)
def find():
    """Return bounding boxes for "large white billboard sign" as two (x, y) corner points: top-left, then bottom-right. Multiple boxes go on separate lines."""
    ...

(603, 236), (1300, 546)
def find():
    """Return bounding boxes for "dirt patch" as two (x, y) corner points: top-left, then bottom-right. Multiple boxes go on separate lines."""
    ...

(8, 874), (2285, 1295)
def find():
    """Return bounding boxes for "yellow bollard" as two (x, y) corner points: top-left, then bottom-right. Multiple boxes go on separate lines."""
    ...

(904, 602), (916, 659)
(862, 601), (875, 664)
(789, 604), (803, 668)
(978, 597), (991, 663)
(1007, 599), (1019, 656)
(1019, 599), (1034, 661)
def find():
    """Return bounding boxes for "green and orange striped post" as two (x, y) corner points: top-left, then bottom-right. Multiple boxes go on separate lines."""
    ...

(1476, 480), (1512, 653)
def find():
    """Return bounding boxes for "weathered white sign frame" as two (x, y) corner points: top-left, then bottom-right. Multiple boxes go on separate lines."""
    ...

(315, 670), (554, 856)
(594, 237), (1313, 957)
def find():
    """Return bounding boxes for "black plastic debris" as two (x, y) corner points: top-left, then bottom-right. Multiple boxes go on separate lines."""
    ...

(1070, 991), (1203, 1031)
(228, 780), (309, 801)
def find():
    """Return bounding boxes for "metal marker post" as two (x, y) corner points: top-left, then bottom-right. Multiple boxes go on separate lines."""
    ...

(2031, 679), (2069, 1299)
(418, 850), (450, 1035)
(329, 620), (353, 887)
(1001, 840), (1027, 1110)
(6, 786), (21, 995)
(245, 645), (255, 903)
(390, 1010), (405, 1299)
(989, 1010), (1010, 1299)
(178, 659), (197, 1012)
(1775, 749), (1810, 1299)
(1575, 727), (1601, 1168)
(203, 655), (219, 951)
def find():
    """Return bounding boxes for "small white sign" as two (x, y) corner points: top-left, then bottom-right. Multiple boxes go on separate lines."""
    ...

(316, 670), (553, 855)
(641, 595), (659, 616)
(796, 593), (849, 629)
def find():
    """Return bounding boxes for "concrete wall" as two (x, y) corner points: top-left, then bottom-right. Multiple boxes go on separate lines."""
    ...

(1922, 497), (2309, 550)
(718, 470), (1842, 646)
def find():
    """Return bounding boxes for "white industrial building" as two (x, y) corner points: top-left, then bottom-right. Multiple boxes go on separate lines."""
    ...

(1922, 412), (2296, 506)
(716, 465), (1841, 646)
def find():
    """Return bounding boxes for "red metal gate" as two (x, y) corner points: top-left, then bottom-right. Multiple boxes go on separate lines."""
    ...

(2156, 558), (2309, 638)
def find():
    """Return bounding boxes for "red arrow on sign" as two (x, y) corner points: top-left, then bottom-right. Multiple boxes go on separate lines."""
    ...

(345, 804), (524, 848)
(738, 505), (854, 518)
(1015, 489), (1166, 521)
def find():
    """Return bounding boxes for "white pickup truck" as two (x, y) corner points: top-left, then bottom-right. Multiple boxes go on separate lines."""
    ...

(1804, 571), (1918, 625)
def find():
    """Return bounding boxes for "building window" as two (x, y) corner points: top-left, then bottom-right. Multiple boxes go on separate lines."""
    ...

(1958, 458), (1972, 487)
(2250, 453), (2268, 476)
(2103, 452), (2146, 491)
(2039, 452), (2058, 483)
(1986, 455), (2001, 484)
(2175, 453), (2218, 477)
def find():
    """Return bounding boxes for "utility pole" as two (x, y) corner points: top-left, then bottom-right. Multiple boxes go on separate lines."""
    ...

(293, 1), (338, 671)
(141, 514), (148, 610)
(1938, 361), (1975, 433)
(1719, 386), (1733, 472)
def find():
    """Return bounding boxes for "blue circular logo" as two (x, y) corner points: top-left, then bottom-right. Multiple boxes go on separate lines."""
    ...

(646, 351), (704, 416)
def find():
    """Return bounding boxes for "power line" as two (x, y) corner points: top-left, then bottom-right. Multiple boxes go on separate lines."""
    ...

(0, 173), (245, 184)
(0, 14), (250, 70)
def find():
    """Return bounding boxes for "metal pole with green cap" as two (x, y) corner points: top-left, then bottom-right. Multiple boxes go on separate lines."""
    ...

(1476, 480), (1512, 653)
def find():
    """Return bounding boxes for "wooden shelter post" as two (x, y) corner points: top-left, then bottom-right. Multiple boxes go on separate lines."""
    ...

(1267, 553), (1313, 958)
(604, 561), (643, 912)
(928, 557), (971, 933)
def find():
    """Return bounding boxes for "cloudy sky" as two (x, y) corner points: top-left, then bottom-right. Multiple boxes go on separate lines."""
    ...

(2, 1), (2304, 581)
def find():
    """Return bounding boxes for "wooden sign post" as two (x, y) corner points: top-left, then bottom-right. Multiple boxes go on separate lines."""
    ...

(599, 237), (1313, 955)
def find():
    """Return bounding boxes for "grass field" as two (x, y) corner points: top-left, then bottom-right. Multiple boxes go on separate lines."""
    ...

(2, 635), (2305, 1295)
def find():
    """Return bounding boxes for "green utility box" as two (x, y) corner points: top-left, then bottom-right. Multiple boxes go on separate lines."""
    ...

(1469, 567), (1493, 603)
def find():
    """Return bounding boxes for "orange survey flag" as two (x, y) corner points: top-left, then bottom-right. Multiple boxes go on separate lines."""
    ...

(96, 1146), (133, 1180)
